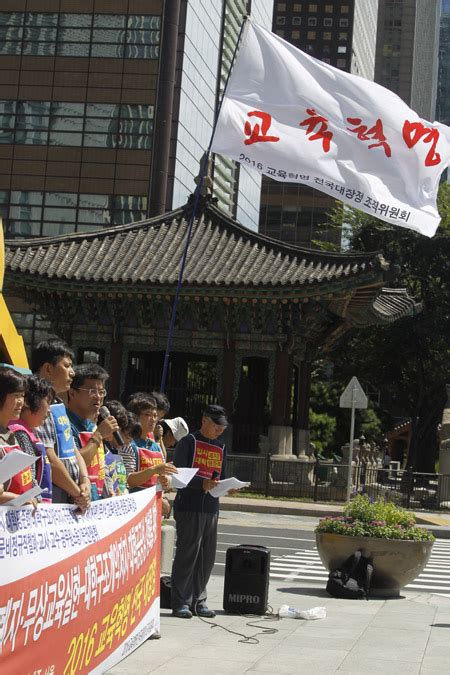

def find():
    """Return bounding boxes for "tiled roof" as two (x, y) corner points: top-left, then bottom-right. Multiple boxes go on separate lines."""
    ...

(5, 201), (385, 289)
(370, 288), (422, 323)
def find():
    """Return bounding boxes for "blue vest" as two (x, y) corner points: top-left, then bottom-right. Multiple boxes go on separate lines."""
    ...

(50, 402), (77, 460)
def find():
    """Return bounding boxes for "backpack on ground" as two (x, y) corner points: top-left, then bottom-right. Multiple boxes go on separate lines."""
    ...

(326, 549), (373, 600)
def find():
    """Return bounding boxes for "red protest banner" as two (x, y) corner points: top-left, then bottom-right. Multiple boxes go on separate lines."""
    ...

(0, 489), (161, 674)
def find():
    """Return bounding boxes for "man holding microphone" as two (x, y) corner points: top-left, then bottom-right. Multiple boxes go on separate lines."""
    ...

(171, 404), (228, 619)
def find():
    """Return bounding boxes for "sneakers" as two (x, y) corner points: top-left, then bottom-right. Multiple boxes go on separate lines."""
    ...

(172, 605), (193, 619)
(193, 605), (216, 618)
(172, 604), (216, 619)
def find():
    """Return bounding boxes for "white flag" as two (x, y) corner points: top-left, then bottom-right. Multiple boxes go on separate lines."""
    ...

(211, 21), (450, 237)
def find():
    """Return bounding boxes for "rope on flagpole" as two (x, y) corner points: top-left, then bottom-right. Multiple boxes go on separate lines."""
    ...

(159, 16), (249, 393)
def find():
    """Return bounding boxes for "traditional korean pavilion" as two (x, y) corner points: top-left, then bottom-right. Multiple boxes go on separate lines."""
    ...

(4, 193), (419, 455)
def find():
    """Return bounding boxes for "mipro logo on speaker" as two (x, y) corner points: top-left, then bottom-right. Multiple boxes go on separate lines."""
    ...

(228, 594), (260, 604)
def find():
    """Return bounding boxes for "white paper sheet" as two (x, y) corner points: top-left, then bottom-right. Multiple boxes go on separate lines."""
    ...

(171, 467), (199, 489)
(0, 450), (37, 484)
(7, 485), (46, 508)
(208, 477), (250, 498)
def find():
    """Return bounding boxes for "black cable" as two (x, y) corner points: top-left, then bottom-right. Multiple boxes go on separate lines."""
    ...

(194, 611), (280, 644)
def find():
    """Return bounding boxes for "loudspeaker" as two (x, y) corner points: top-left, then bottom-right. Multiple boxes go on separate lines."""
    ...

(223, 545), (270, 615)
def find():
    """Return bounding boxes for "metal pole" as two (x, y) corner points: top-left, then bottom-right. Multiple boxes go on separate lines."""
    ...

(346, 386), (356, 502)
(159, 17), (249, 393)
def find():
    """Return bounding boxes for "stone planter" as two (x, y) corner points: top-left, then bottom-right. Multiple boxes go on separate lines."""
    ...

(316, 531), (434, 597)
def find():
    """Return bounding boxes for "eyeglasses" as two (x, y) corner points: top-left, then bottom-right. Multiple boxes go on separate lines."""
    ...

(74, 387), (106, 398)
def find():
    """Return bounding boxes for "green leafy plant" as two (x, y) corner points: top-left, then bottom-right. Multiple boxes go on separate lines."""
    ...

(315, 495), (434, 542)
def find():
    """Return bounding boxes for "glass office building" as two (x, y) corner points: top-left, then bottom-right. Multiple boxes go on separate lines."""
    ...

(374, 0), (440, 122)
(0, 2), (160, 239)
(0, 0), (273, 349)
(438, 0), (450, 126)
(0, 0), (272, 244)
(171, 0), (273, 230)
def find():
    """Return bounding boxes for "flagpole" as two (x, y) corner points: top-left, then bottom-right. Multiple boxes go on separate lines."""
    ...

(159, 16), (249, 393)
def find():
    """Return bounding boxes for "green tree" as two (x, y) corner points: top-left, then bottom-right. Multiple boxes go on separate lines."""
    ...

(309, 362), (384, 457)
(326, 183), (450, 471)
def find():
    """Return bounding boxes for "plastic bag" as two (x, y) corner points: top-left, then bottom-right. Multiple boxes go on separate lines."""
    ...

(278, 604), (326, 620)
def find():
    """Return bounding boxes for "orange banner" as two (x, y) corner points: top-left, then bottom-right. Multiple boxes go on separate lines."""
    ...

(0, 490), (161, 674)
(192, 440), (223, 479)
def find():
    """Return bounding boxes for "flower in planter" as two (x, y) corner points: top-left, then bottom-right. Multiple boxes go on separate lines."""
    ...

(315, 495), (434, 542)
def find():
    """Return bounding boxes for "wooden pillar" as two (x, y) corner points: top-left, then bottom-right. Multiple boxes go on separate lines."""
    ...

(295, 360), (312, 456)
(221, 338), (235, 452)
(269, 346), (293, 455)
(109, 338), (123, 399)
(271, 347), (291, 426)
(222, 339), (235, 413)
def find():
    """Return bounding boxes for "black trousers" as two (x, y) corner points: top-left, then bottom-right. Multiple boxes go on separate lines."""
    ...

(171, 510), (218, 610)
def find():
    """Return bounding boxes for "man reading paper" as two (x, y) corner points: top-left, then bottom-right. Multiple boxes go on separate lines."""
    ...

(171, 404), (229, 619)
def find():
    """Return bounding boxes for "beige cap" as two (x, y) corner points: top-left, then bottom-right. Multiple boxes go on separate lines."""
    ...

(163, 417), (189, 442)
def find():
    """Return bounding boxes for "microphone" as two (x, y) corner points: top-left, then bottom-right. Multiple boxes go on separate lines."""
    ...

(212, 471), (220, 481)
(98, 405), (124, 447)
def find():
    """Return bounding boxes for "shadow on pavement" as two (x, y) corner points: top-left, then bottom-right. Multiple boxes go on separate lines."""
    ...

(275, 586), (329, 597)
(275, 586), (404, 601)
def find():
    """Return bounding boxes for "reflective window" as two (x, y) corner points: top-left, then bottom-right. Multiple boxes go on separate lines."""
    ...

(0, 12), (160, 59)
(10, 204), (42, 221)
(59, 28), (91, 42)
(125, 45), (159, 59)
(128, 16), (160, 29)
(79, 194), (106, 208)
(49, 131), (82, 145)
(0, 98), (154, 149)
(22, 42), (56, 56)
(126, 29), (159, 45)
(41, 223), (74, 236)
(60, 14), (92, 27)
(44, 207), (77, 222)
(45, 193), (78, 207)
(11, 191), (43, 205)
(2, 190), (148, 238)
(23, 26), (57, 40)
(9, 221), (41, 237)
(57, 43), (90, 56)
(0, 26), (22, 40)
(78, 208), (111, 224)
(15, 101), (50, 144)
(87, 104), (117, 117)
(50, 102), (85, 136)
(91, 43), (124, 58)
(85, 117), (117, 133)
(93, 14), (126, 28)
(0, 101), (15, 144)
(0, 41), (22, 55)
(92, 28), (125, 43)
(0, 13), (23, 26)
(25, 13), (58, 27)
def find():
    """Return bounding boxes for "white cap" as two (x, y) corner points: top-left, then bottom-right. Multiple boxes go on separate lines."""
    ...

(163, 417), (189, 442)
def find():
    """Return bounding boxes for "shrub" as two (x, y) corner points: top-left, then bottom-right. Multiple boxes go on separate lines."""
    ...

(315, 495), (434, 542)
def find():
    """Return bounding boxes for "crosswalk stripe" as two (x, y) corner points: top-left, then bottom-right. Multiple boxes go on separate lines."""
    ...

(269, 541), (450, 595)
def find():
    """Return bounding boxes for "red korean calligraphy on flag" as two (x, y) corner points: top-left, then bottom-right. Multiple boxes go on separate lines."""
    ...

(211, 20), (450, 237)
(0, 489), (161, 675)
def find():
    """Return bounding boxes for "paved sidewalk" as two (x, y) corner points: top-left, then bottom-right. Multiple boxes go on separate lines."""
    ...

(108, 574), (450, 674)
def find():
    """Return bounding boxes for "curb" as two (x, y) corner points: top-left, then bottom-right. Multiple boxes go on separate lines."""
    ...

(167, 495), (450, 537)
